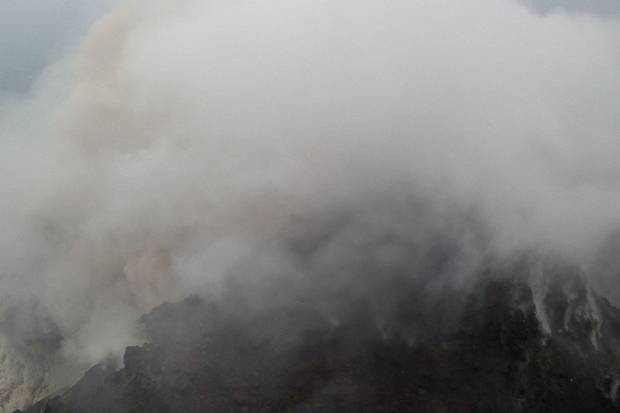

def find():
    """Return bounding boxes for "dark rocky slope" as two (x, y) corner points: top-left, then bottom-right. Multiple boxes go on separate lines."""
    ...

(18, 270), (620, 413)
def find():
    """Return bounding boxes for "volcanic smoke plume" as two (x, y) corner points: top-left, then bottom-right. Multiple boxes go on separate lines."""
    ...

(2, 0), (620, 411)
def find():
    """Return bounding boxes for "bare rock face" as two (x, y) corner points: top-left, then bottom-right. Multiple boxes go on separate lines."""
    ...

(0, 299), (68, 413)
(17, 269), (620, 413)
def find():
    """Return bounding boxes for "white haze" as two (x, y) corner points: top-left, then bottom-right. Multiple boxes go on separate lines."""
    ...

(1, 0), (620, 410)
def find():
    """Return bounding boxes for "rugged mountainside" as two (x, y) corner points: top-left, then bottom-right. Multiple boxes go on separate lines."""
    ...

(17, 269), (620, 413)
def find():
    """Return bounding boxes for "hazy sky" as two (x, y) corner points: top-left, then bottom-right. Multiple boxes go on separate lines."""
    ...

(0, 0), (111, 93)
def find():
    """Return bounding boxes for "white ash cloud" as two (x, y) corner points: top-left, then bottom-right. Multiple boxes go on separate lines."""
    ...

(2, 0), (620, 410)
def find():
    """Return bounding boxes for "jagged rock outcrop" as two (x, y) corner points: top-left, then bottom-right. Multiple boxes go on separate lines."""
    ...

(17, 272), (620, 413)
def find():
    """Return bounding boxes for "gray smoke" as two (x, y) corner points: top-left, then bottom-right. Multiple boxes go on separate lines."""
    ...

(523, 0), (620, 16)
(2, 0), (620, 410)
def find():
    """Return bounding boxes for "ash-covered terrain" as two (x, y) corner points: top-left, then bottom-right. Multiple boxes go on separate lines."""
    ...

(17, 259), (620, 413)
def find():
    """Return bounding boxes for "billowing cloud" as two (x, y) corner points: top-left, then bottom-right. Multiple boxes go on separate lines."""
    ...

(1, 0), (620, 410)
(524, 0), (620, 16)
